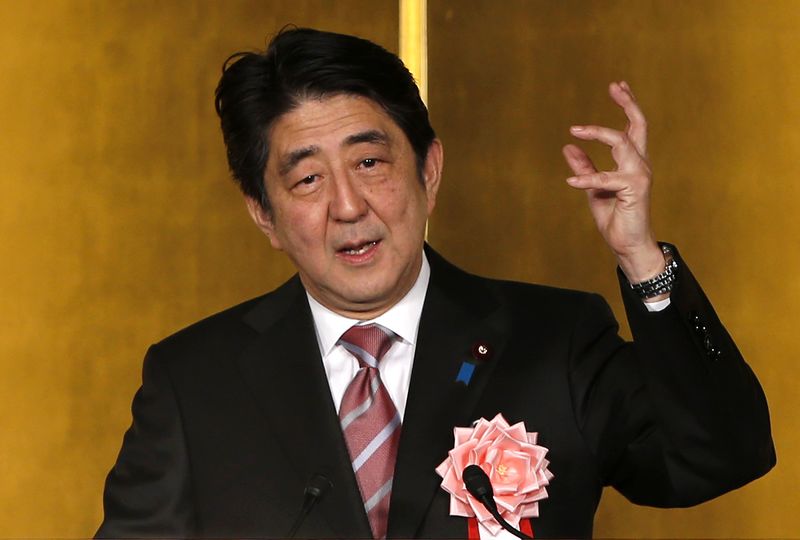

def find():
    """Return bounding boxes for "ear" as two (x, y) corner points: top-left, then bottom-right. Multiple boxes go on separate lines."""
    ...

(245, 196), (283, 251)
(422, 139), (444, 215)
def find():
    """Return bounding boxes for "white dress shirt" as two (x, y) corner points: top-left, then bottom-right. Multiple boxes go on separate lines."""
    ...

(306, 253), (431, 420)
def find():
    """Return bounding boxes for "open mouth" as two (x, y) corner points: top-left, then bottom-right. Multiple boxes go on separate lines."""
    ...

(337, 240), (380, 260)
(340, 240), (378, 255)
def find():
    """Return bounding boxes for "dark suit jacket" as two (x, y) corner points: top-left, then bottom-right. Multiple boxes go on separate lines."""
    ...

(96, 246), (774, 538)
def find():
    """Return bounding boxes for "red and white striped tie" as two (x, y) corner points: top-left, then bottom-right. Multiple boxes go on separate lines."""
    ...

(338, 324), (401, 539)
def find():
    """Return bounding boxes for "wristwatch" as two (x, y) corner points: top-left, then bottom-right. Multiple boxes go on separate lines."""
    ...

(629, 244), (678, 299)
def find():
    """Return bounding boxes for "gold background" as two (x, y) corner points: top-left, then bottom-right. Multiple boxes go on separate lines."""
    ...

(0, 0), (795, 537)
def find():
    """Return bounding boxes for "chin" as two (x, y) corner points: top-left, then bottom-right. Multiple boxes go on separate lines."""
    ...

(337, 281), (396, 307)
(343, 287), (390, 306)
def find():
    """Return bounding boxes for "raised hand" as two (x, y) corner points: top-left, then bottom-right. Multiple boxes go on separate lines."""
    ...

(562, 81), (666, 286)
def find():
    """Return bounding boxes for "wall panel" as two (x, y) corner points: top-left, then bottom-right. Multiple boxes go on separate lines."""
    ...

(0, 1), (397, 536)
(427, 0), (797, 537)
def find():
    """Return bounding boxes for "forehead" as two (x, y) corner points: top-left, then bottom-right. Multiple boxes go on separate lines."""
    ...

(267, 94), (405, 154)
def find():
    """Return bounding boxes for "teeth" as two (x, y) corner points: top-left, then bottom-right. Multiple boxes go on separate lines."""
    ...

(343, 241), (377, 255)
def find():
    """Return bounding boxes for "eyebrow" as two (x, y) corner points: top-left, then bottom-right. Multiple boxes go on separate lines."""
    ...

(344, 129), (390, 147)
(278, 146), (319, 176)
(276, 130), (391, 177)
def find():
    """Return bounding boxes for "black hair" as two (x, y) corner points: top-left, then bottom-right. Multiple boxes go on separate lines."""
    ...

(214, 27), (436, 210)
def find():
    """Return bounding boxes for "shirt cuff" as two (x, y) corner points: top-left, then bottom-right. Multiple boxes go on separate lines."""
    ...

(643, 297), (671, 312)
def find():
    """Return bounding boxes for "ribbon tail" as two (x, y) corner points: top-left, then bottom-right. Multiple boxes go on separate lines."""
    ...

(468, 517), (480, 540)
(521, 518), (534, 538)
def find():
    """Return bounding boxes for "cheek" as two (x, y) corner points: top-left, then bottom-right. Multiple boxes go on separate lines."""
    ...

(400, 186), (431, 224)
(377, 182), (426, 219)
(278, 206), (327, 250)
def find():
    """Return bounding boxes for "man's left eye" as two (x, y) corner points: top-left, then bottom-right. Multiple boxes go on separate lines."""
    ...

(361, 158), (378, 168)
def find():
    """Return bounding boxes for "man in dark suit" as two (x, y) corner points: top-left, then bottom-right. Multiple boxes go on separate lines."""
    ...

(96, 28), (774, 539)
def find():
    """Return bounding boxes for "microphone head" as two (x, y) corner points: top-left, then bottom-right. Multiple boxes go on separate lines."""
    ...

(305, 474), (333, 499)
(462, 464), (494, 500)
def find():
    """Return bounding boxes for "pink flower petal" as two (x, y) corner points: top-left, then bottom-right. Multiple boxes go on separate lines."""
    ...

(454, 426), (475, 446)
(434, 456), (450, 478)
(496, 493), (526, 513)
(519, 501), (540, 518)
(477, 516), (503, 536)
(504, 421), (529, 442)
(489, 413), (512, 428)
(448, 439), (478, 473)
(439, 466), (462, 496)
(450, 494), (473, 517)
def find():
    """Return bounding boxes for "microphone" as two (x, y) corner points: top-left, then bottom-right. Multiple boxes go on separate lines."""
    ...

(462, 465), (532, 540)
(287, 473), (333, 538)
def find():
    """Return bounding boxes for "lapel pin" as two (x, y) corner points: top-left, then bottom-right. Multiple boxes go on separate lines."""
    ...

(471, 340), (493, 363)
(455, 361), (476, 385)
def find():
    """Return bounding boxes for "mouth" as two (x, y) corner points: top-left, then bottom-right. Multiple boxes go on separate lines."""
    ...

(336, 239), (381, 262)
(339, 240), (378, 255)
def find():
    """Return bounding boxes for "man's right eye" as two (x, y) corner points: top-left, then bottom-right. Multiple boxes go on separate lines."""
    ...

(296, 175), (317, 186)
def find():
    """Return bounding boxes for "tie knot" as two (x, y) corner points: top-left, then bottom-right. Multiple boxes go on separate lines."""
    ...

(339, 323), (396, 368)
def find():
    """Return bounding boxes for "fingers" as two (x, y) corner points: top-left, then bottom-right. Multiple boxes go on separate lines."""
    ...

(563, 81), (651, 186)
(568, 81), (647, 159)
(610, 81), (647, 156)
(566, 171), (633, 193)
(562, 144), (597, 176)
(568, 124), (643, 170)
(570, 124), (626, 146)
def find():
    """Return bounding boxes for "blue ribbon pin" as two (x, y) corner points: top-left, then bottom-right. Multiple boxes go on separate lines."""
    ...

(455, 361), (476, 385)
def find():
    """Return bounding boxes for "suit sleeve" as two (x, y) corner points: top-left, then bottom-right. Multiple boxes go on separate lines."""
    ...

(96, 345), (196, 538)
(568, 245), (775, 507)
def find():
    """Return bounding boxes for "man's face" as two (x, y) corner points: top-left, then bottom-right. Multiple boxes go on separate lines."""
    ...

(247, 94), (442, 319)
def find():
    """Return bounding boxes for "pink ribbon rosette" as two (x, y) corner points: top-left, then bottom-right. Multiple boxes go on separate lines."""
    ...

(435, 413), (554, 536)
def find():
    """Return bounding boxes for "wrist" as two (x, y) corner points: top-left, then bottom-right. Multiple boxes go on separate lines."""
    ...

(616, 241), (664, 283)
(626, 243), (678, 300)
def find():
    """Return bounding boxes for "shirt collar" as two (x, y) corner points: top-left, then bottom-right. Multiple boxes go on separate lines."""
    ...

(306, 252), (431, 356)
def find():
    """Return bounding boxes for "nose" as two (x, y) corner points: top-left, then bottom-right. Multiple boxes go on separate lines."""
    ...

(329, 171), (368, 223)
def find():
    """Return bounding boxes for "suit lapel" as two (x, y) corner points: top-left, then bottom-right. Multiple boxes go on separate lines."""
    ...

(236, 277), (372, 538)
(388, 248), (510, 538)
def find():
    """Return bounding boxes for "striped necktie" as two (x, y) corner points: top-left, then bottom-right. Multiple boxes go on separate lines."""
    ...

(338, 324), (401, 539)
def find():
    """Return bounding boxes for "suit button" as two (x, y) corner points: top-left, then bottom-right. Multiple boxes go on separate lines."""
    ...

(708, 347), (722, 361)
(703, 336), (719, 356)
(690, 312), (706, 334)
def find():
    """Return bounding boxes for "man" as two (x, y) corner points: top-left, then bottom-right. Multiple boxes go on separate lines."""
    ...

(97, 28), (774, 539)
